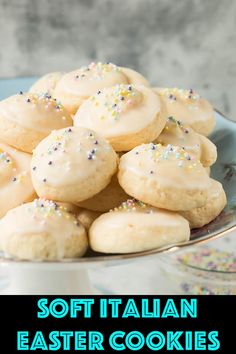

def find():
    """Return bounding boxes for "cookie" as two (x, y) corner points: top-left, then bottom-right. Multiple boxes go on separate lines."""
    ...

(74, 84), (165, 151)
(0, 142), (36, 218)
(118, 143), (213, 211)
(0, 199), (88, 260)
(155, 116), (217, 167)
(29, 72), (64, 96)
(205, 167), (211, 176)
(54, 62), (149, 114)
(0, 92), (72, 153)
(180, 180), (227, 228)
(89, 199), (190, 253)
(77, 174), (129, 212)
(77, 209), (102, 230)
(154, 87), (215, 136)
(56, 202), (81, 215)
(31, 127), (118, 204)
(56, 203), (101, 230)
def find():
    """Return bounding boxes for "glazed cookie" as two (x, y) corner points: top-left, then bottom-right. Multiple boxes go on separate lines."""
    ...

(118, 143), (213, 211)
(31, 127), (118, 203)
(29, 72), (64, 96)
(0, 92), (72, 153)
(154, 87), (215, 136)
(74, 84), (165, 151)
(0, 199), (88, 260)
(89, 199), (190, 253)
(54, 62), (149, 114)
(77, 209), (102, 230)
(77, 174), (129, 212)
(155, 116), (217, 167)
(0, 142), (36, 218)
(180, 180), (226, 229)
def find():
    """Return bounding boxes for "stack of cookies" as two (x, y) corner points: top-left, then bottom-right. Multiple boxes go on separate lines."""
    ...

(0, 62), (226, 260)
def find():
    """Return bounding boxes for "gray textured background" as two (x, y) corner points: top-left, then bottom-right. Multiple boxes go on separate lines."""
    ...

(0, 0), (236, 117)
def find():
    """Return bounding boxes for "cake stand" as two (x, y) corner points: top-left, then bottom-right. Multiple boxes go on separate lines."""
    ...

(0, 78), (235, 294)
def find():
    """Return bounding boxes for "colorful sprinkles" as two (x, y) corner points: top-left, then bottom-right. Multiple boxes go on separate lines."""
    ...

(29, 199), (80, 226)
(0, 148), (29, 184)
(18, 92), (64, 112)
(113, 199), (147, 212)
(137, 143), (198, 169)
(172, 247), (236, 295)
(180, 283), (236, 295)
(157, 116), (201, 157)
(0, 149), (13, 164)
(90, 84), (141, 121)
(166, 116), (190, 134)
(74, 62), (121, 81)
(178, 247), (236, 273)
(12, 171), (27, 184)
(159, 88), (200, 102)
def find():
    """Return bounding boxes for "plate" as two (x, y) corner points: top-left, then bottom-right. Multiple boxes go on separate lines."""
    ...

(0, 78), (236, 268)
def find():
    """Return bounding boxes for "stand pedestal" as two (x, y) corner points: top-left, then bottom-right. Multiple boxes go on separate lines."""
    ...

(2, 266), (96, 295)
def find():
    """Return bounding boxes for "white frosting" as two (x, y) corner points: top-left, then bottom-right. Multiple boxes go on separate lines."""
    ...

(74, 84), (161, 137)
(0, 92), (72, 133)
(155, 116), (217, 166)
(29, 72), (65, 95)
(120, 143), (212, 190)
(156, 87), (214, 125)
(0, 142), (35, 217)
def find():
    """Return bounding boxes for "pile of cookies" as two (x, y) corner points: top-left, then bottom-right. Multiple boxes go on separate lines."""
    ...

(0, 62), (226, 260)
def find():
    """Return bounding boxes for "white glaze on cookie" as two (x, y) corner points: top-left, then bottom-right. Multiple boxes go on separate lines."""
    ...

(0, 92), (72, 133)
(29, 72), (65, 96)
(0, 92), (73, 153)
(155, 116), (217, 167)
(154, 87), (215, 136)
(120, 143), (211, 190)
(0, 142), (36, 217)
(0, 93), (72, 134)
(75, 84), (161, 136)
(32, 127), (117, 186)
